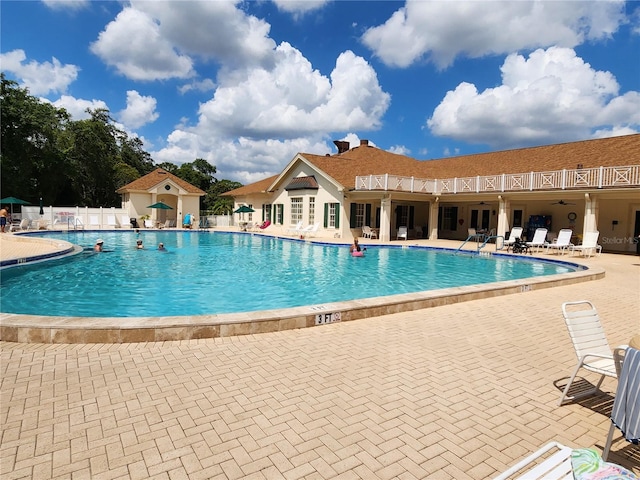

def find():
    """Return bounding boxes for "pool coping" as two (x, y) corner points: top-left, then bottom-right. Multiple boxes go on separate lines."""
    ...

(0, 237), (604, 343)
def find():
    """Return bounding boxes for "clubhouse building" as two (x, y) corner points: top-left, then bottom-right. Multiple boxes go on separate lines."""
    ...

(225, 134), (640, 254)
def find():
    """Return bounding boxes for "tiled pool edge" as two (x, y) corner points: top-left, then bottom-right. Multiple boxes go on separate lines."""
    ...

(0, 264), (604, 344)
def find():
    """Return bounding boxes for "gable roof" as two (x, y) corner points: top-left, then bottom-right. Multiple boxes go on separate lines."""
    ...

(224, 134), (640, 196)
(117, 168), (205, 194)
(284, 175), (319, 191)
(222, 175), (278, 197)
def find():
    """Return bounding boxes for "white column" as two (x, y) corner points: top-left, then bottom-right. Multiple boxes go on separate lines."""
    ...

(582, 193), (598, 238)
(379, 196), (392, 242)
(428, 198), (439, 240)
(497, 196), (510, 239)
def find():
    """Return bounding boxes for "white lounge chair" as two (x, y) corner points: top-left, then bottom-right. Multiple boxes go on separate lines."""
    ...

(362, 226), (378, 239)
(525, 227), (548, 253)
(106, 215), (118, 229)
(301, 223), (320, 237)
(10, 218), (30, 232)
(546, 229), (573, 255)
(603, 346), (640, 460)
(89, 215), (100, 228)
(121, 215), (132, 228)
(569, 231), (602, 258)
(286, 221), (304, 235)
(494, 441), (636, 480)
(503, 227), (523, 251)
(557, 300), (626, 405)
(397, 226), (408, 240)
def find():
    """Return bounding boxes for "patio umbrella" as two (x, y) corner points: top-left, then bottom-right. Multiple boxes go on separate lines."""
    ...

(39, 197), (44, 216)
(146, 202), (173, 209)
(0, 196), (30, 216)
(234, 205), (254, 214)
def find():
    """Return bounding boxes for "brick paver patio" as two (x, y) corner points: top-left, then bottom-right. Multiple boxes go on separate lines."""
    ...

(1, 234), (639, 479)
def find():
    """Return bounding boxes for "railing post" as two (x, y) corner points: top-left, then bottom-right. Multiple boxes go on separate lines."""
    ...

(501, 173), (505, 192)
(384, 173), (388, 191)
(561, 169), (566, 190)
(598, 166), (604, 188)
(369, 175), (373, 190)
(454, 177), (458, 194)
(476, 176), (480, 193)
(410, 176), (415, 192)
(529, 172), (534, 190)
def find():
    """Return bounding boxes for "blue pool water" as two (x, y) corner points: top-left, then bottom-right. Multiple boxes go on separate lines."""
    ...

(0, 231), (577, 317)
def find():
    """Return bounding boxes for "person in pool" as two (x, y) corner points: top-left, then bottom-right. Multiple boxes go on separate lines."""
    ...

(94, 239), (104, 252)
(350, 238), (366, 254)
(158, 242), (166, 251)
(136, 239), (144, 249)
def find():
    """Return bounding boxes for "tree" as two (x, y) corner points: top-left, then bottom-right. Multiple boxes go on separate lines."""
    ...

(0, 74), (70, 205)
(205, 179), (243, 214)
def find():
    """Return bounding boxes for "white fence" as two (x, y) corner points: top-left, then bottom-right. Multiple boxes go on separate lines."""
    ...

(355, 165), (640, 194)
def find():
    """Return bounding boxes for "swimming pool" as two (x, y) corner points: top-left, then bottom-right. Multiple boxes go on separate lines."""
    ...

(0, 231), (578, 317)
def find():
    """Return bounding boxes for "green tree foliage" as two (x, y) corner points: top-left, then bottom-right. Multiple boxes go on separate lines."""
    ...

(0, 74), (70, 204)
(1, 73), (245, 208)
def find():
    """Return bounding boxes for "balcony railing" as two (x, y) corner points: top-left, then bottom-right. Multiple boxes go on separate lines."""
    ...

(355, 165), (640, 194)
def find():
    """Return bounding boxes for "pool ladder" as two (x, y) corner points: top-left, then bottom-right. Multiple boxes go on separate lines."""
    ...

(457, 235), (504, 253)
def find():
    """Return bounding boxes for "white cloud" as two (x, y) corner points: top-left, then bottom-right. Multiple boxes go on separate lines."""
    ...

(196, 45), (389, 138)
(427, 47), (640, 148)
(178, 78), (216, 94)
(90, 7), (194, 81)
(388, 145), (410, 156)
(118, 90), (159, 129)
(0, 49), (79, 95)
(272, 0), (330, 15)
(42, 0), (88, 10)
(49, 95), (108, 120)
(362, 0), (626, 69)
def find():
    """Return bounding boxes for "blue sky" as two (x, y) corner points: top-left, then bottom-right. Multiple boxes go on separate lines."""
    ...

(1, 0), (639, 184)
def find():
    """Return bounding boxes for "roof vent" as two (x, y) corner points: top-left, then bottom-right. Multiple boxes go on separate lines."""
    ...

(333, 140), (350, 154)
(360, 139), (369, 147)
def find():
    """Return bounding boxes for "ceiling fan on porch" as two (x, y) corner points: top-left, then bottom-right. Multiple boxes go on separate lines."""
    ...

(471, 201), (490, 206)
(551, 199), (576, 205)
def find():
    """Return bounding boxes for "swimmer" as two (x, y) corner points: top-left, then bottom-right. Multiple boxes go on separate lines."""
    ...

(94, 239), (104, 252)
(136, 239), (144, 249)
(158, 243), (166, 251)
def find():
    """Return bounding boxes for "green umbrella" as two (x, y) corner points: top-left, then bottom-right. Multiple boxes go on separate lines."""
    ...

(234, 205), (254, 213)
(0, 196), (30, 216)
(147, 202), (173, 209)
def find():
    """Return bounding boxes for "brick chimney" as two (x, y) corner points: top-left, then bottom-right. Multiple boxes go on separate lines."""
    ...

(333, 140), (350, 154)
(360, 139), (369, 147)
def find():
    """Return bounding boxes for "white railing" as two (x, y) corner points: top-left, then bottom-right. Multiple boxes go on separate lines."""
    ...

(355, 165), (640, 194)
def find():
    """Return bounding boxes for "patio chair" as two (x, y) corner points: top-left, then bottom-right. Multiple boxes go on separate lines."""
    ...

(504, 227), (523, 251)
(558, 300), (626, 405)
(10, 218), (31, 232)
(603, 346), (640, 460)
(301, 222), (320, 237)
(494, 441), (636, 480)
(285, 221), (303, 235)
(545, 229), (573, 255)
(362, 226), (378, 239)
(106, 215), (118, 228)
(525, 227), (548, 253)
(397, 226), (408, 240)
(569, 231), (602, 258)
(89, 215), (100, 228)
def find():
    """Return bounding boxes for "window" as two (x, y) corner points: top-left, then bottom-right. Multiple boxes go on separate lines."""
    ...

(349, 203), (370, 228)
(290, 198), (303, 224)
(248, 204), (253, 222)
(324, 202), (340, 228)
(397, 205), (409, 228)
(308, 197), (315, 225)
(438, 206), (458, 231)
(276, 204), (284, 225)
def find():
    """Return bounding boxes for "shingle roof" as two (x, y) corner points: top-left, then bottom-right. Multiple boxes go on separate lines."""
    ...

(117, 168), (205, 194)
(222, 175), (279, 197)
(225, 134), (640, 195)
(284, 176), (319, 191)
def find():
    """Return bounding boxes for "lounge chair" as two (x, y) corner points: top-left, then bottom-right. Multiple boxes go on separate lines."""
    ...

(494, 441), (636, 480)
(546, 229), (573, 255)
(121, 215), (132, 228)
(259, 220), (271, 230)
(525, 227), (548, 253)
(397, 226), (408, 240)
(569, 231), (602, 258)
(557, 300), (626, 405)
(106, 215), (118, 228)
(10, 218), (30, 232)
(362, 226), (378, 239)
(285, 221), (304, 235)
(603, 346), (640, 460)
(89, 215), (100, 228)
(503, 227), (523, 251)
(301, 222), (320, 237)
